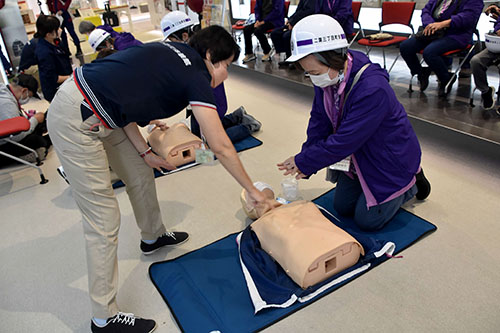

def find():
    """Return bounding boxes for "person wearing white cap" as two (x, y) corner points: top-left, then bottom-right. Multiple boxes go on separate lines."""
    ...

(278, 14), (430, 231)
(88, 28), (113, 52)
(160, 10), (195, 42)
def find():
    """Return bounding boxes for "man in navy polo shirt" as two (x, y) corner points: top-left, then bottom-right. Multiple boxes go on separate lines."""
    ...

(47, 25), (278, 333)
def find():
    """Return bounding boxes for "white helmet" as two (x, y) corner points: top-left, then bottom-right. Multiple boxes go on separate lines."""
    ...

(287, 14), (349, 63)
(485, 33), (500, 53)
(88, 28), (111, 52)
(161, 11), (193, 39)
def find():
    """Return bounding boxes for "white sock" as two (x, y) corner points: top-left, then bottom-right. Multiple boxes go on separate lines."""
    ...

(92, 317), (108, 327)
(142, 239), (156, 244)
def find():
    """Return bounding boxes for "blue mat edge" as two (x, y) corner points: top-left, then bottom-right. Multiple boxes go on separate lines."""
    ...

(113, 136), (263, 189)
(148, 187), (437, 332)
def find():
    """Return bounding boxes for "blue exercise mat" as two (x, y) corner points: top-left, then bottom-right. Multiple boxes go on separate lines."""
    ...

(149, 188), (437, 333)
(113, 135), (262, 189)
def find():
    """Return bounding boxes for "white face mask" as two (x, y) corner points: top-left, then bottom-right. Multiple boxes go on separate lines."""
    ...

(310, 68), (344, 88)
(19, 90), (30, 105)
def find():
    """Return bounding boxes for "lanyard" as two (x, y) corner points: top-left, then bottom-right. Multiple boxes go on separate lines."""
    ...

(330, 53), (353, 134)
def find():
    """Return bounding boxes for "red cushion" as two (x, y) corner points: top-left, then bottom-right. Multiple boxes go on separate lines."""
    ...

(232, 25), (245, 30)
(417, 45), (472, 56)
(0, 117), (30, 138)
(358, 36), (408, 47)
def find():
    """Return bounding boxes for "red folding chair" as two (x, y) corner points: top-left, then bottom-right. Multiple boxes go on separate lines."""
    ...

(232, 0), (257, 41)
(348, 1), (365, 48)
(357, 1), (415, 73)
(409, 29), (481, 97)
(0, 117), (48, 184)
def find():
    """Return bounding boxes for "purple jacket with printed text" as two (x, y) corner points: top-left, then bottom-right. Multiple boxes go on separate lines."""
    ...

(421, 0), (483, 48)
(294, 50), (421, 205)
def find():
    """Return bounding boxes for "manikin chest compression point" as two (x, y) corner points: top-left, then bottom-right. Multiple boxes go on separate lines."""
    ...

(240, 182), (278, 220)
(251, 201), (365, 289)
(147, 123), (203, 167)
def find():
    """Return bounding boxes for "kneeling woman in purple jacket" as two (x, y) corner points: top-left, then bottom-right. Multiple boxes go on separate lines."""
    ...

(278, 15), (431, 231)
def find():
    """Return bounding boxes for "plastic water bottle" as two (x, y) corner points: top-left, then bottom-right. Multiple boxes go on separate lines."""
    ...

(281, 177), (299, 201)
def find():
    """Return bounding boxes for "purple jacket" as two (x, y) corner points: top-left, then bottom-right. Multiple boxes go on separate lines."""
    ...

(494, 15), (500, 32)
(97, 24), (143, 51)
(421, 0), (483, 48)
(316, 0), (354, 35)
(255, 0), (285, 28)
(295, 50), (421, 205)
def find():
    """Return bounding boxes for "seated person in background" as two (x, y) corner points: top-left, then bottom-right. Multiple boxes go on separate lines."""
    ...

(316, 0), (353, 38)
(242, 0), (284, 63)
(0, 74), (51, 165)
(161, 11), (262, 143)
(78, 20), (143, 51)
(271, 0), (316, 68)
(400, 0), (483, 97)
(34, 15), (72, 102)
(470, 4), (500, 111)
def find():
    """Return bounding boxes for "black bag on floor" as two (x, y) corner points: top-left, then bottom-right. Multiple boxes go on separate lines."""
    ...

(102, 3), (119, 27)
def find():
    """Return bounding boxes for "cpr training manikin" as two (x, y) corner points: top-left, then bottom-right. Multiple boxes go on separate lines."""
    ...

(240, 182), (364, 289)
(147, 122), (203, 167)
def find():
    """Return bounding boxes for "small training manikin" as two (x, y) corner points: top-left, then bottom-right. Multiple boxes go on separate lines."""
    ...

(147, 123), (203, 167)
(251, 201), (365, 289)
(240, 182), (278, 220)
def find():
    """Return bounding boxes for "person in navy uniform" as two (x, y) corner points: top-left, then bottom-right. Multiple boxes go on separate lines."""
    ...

(47, 25), (278, 333)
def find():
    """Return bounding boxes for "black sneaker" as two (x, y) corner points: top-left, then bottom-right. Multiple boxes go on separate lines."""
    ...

(481, 86), (496, 110)
(415, 169), (431, 200)
(417, 67), (431, 92)
(140, 231), (189, 255)
(91, 312), (157, 333)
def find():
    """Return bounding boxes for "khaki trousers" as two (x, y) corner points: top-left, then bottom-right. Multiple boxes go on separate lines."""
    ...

(47, 77), (166, 318)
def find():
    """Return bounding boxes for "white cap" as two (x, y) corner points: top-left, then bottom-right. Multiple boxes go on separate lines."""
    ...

(161, 11), (193, 39)
(287, 14), (349, 63)
(88, 28), (111, 52)
(485, 33), (500, 53)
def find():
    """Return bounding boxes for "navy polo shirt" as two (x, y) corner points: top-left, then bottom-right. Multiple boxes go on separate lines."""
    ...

(74, 42), (216, 128)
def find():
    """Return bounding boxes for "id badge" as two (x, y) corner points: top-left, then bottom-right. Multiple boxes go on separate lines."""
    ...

(330, 156), (351, 172)
(195, 146), (215, 165)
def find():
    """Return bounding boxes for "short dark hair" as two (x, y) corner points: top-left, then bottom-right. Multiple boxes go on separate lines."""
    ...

(188, 25), (240, 63)
(315, 50), (347, 71)
(95, 48), (117, 60)
(34, 15), (60, 39)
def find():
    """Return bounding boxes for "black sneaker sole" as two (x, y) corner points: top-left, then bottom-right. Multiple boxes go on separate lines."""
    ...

(141, 235), (190, 255)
